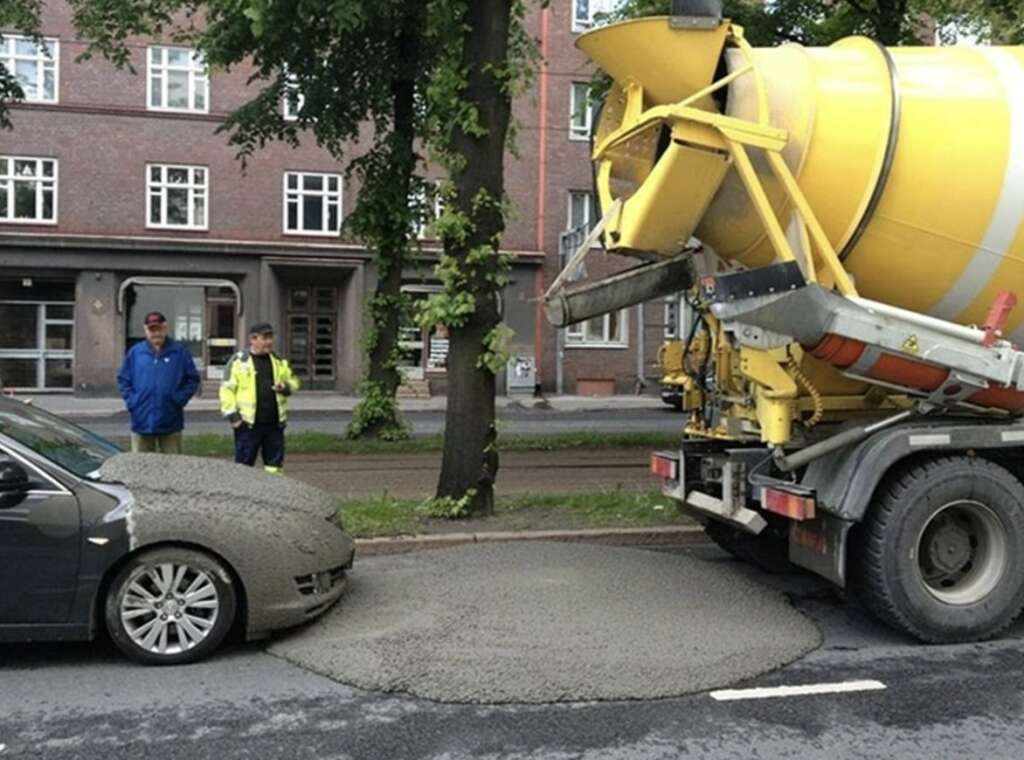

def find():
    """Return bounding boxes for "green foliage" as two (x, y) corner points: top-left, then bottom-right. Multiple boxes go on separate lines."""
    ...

(346, 376), (410, 441)
(614, 0), (1018, 46)
(170, 429), (686, 458)
(338, 488), (693, 537)
(480, 324), (515, 374)
(926, 0), (1024, 44)
(416, 491), (475, 519)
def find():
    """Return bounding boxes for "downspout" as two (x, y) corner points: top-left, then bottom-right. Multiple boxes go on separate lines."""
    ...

(636, 303), (646, 393)
(535, 6), (560, 394)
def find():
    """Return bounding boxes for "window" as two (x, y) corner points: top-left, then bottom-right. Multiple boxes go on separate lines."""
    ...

(570, 82), (594, 141)
(572, 0), (623, 33)
(284, 171), (342, 235)
(0, 301), (74, 390)
(0, 156), (57, 224)
(147, 164), (208, 229)
(567, 310), (628, 348)
(282, 73), (304, 121)
(567, 190), (596, 233)
(412, 182), (444, 240)
(147, 46), (208, 112)
(1, 36), (58, 103)
(664, 298), (679, 339)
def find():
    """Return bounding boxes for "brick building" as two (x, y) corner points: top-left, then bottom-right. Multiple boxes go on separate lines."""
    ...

(0, 1), (673, 398)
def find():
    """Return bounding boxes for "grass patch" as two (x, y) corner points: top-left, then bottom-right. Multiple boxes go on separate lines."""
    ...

(339, 488), (693, 538)
(155, 430), (683, 457)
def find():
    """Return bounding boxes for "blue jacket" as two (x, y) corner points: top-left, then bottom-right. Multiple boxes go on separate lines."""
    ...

(117, 338), (200, 435)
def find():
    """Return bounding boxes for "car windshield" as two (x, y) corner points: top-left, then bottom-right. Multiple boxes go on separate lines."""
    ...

(0, 398), (121, 478)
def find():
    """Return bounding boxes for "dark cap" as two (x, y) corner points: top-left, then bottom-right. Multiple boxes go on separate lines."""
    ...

(143, 311), (167, 327)
(248, 322), (274, 336)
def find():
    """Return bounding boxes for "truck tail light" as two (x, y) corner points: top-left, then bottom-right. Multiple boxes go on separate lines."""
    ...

(763, 487), (816, 521)
(650, 452), (679, 480)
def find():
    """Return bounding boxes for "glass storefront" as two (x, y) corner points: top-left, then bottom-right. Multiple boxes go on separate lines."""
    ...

(0, 281), (75, 391)
(122, 281), (239, 380)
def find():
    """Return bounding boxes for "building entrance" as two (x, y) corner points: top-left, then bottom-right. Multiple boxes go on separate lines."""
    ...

(286, 286), (337, 389)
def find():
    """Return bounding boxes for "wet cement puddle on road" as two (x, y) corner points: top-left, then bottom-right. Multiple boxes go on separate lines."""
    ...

(270, 542), (821, 704)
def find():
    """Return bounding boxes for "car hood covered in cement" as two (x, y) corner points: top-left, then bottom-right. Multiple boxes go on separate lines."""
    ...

(98, 453), (344, 557)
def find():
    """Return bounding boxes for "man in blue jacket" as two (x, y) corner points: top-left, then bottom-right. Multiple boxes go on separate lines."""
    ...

(117, 311), (200, 453)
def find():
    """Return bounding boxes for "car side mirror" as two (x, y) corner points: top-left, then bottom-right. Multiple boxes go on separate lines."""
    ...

(0, 460), (30, 495)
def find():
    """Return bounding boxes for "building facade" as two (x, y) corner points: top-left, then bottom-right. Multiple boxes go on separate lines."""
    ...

(0, 1), (673, 398)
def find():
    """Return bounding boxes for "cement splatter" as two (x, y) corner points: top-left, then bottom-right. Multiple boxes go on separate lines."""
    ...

(97, 453), (355, 635)
(270, 542), (821, 704)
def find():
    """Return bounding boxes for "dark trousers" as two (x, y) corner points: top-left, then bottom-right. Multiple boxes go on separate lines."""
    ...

(234, 423), (285, 472)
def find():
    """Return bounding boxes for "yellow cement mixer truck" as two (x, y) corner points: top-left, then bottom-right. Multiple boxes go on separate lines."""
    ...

(544, 3), (1024, 643)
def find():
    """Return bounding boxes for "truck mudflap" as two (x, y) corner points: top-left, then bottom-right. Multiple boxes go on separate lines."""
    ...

(789, 513), (855, 587)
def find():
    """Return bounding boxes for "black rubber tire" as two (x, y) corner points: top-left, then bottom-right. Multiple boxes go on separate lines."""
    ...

(854, 456), (1024, 644)
(105, 547), (237, 666)
(704, 519), (795, 574)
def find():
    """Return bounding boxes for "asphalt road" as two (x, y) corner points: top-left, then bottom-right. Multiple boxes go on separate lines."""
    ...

(71, 407), (686, 439)
(2, 544), (1023, 759)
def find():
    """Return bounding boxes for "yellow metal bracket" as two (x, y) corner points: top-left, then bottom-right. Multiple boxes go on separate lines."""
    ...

(592, 21), (859, 299)
(739, 346), (799, 445)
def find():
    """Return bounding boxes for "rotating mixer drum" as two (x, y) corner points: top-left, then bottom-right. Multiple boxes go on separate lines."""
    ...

(579, 17), (1024, 342)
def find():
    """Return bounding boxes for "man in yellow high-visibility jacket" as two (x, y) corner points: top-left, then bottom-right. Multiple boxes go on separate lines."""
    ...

(220, 323), (300, 475)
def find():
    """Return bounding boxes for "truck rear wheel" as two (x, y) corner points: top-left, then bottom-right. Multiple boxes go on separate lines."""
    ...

(856, 456), (1024, 643)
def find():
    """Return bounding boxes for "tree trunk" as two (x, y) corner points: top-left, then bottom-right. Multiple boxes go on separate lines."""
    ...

(875, 0), (908, 45)
(435, 0), (514, 514)
(349, 3), (424, 439)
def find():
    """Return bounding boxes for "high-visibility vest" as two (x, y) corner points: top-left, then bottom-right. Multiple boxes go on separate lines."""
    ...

(219, 351), (300, 425)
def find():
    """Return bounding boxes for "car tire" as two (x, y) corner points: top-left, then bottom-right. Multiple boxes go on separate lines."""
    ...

(105, 547), (237, 665)
(855, 456), (1024, 644)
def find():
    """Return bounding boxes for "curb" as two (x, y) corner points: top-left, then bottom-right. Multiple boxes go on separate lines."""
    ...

(354, 525), (707, 557)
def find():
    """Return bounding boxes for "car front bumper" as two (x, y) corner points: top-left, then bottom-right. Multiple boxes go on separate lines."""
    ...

(245, 534), (356, 639)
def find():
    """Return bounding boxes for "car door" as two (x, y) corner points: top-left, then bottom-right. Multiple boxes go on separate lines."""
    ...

(0, 448), (81, 624)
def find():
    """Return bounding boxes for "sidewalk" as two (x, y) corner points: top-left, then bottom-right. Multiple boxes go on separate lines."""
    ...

(27, 392), (665, 418)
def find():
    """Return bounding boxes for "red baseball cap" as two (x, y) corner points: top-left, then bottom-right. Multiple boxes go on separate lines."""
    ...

(144, 311), (167, 327)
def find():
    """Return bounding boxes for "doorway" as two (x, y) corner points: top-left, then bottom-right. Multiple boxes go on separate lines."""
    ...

(286, 286), (337, 389)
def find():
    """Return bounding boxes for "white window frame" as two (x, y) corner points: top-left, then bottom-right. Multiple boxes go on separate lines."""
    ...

(146, 163), (209, 230)
(569, 82), (594, 141)
(0, 300), (74, 391)
(282, 72), (305, 121)
(413, 182), (444, 240)
(283, 171), (343, 236)
(146, 46), (209, 113)
(0, 155), (58, 225)
(1, 35), (59, 103)
(567, 189), (595, 233)
(566, 309), (629, 348)
(571, 0), (623, 33)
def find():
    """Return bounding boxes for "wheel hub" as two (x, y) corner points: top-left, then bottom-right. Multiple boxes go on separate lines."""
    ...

(916, 500), (1009, 606)
(120, 562), (220, 656)
(928, 524), (972, 573)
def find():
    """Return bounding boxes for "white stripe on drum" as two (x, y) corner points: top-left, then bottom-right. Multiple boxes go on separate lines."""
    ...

(931, 49), (1024, 325)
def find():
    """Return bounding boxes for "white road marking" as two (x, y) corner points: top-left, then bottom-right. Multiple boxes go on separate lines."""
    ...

(710, 679), (887, 701)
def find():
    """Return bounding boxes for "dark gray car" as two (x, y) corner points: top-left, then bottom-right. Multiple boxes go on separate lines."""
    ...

(0, 397), (354, 665)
